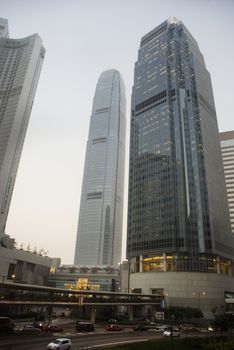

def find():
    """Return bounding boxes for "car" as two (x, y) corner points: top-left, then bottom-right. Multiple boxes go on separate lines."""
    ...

(19, 324), (41, 334)
(207, 324), (228, 332)
(75, 321), (95, 332)
(181, 324), (193, 331)
(163, 328), (180, 337)
(154, 325), (168, 332)
(133, 324), (148, 331)
(33, 321), (46, 330)
(47, 338), (72, 349)
(105, 324), (122, 331)
(46, 324), (64, 332)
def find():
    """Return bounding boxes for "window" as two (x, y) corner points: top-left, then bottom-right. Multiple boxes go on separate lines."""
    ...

(87, 192), (102, 200)
(151, 288), (164, 295)
(132, 288), (142, 293)
(95, 107), (109, 115)
(92, 137), (106, 144)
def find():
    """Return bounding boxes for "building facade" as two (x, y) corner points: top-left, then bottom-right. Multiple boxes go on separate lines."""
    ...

(220, 131), (234, 236)
(0, 18), (45, 239)
(127, 18), (234, 317)
(74, 69), (126, 266)
(48, 265), (119, 292)
(0, 244), (60, 286)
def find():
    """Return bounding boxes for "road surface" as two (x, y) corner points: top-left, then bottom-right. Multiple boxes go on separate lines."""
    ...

(0, 329), (162, 350)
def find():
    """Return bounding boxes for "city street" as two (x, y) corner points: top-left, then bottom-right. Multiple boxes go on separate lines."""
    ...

(0, 329), (162, 350)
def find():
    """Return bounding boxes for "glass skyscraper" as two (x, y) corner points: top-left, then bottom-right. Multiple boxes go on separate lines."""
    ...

(127, 18), (234, 275)
(0, 18), (45, 239)
(74, 69), (126, 266)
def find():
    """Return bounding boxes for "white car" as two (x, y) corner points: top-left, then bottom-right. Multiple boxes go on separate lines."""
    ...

(47, 338), (72, 349)
(163, 328), (180, 337)
(154, 325), (169, 332)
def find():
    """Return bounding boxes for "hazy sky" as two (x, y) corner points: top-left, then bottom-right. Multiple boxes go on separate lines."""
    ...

(1, 0), (234, 264)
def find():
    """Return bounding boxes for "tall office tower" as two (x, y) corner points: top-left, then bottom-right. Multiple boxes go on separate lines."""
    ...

(220, 131), (234, 236)
(0, 18), (45, 240)
(74, 69), (126, 266)
(127, 18), (234, 316)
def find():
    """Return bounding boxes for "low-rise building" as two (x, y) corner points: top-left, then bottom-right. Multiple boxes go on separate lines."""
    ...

(48, 265), (119, 292)
(0, 238), (60, 285)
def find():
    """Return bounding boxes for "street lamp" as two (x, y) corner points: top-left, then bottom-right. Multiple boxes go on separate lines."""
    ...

(164, 293), (169, 308)
(11, 274), (15, 282)
(1, 275), (7, 284)
(193, 291), (206, 310)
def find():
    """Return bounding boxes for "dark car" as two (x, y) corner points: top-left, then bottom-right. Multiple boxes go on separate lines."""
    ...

(75, 321), (95, 332)
(33, 320), (46, 330)
(46, 324), (64, 332)
(105, 324), (122, 331)
(19, 324), (41, 334)
(134, 324), (148, 331)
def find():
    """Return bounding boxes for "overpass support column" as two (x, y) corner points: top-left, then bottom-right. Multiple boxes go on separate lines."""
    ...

(90, 307), (96, 324)
(163, 253), (167, 271)
(42, 305), (52, 322)
(216, 256), (220, 274)
(128, 305), (133, 321)
(46, 305), (53, 322)
(140, 255), (143, 272)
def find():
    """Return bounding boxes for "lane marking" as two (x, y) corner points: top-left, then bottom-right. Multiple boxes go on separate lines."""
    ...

(80, 339), (148, 349)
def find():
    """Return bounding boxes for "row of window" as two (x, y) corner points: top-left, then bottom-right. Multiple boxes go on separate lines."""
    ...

(92, 137), (107, 144)
(95, 107), (109, 115)
(135, 90), (167, 112)
(87, 192), (103, 200)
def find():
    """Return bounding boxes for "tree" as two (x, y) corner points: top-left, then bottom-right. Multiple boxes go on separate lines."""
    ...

(212, 313), (234, 331)
(165, 306), (203, 320)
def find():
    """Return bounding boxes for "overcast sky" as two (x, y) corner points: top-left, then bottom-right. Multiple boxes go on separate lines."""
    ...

(1, 0), (234, 264)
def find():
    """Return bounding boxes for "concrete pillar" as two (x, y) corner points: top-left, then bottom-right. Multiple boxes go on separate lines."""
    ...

(128, 305), (133, 321)
(90, 307), (96, 324)
(216, 256), (220, 274)
(44, 305), (53, 322)
(228, 261), (232, 277)
(140, 255), (143, 272)
(163, 253), (167, 272)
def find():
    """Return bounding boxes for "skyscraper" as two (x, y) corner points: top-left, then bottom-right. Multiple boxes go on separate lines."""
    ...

(74, 69), (126, 266)
(0, 18), (45, 239)
(127, 18), (234, 315)
(220, 131), (234, 236)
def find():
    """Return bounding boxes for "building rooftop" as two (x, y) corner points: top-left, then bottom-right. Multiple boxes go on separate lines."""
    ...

(57, 265), (119, 274)
(220, 130), (234, 141)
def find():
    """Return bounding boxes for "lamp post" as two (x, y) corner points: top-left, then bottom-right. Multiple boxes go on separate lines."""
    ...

(1, 275), (7, 284)
(11, 274), (15, 281)
(193, 291), (206, 310)
(164, 293), (169, 308)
